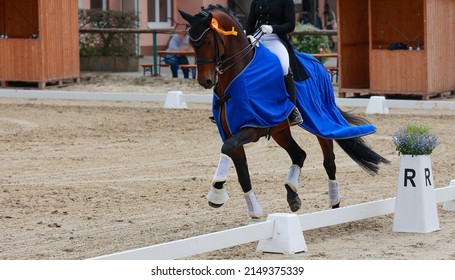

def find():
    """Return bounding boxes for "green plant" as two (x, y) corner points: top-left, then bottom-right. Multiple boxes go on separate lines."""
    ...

(79, 9), (139, 57)
(291, 23), (331, 55)
(392, 122), (439, 156)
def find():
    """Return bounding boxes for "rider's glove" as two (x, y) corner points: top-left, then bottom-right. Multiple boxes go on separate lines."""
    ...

(260, 25), (273, 34)
(247, 35), (259, 46)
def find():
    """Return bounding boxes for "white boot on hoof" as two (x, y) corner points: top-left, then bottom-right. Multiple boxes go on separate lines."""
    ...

(244, 190), (263, 219)
(328, 179), (342, 208)
(285, 164), (301, 193)
(212, 154), (231, 184)
(208, 186), (229, 207)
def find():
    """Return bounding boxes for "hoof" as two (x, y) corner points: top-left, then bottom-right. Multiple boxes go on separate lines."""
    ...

(208, 201), (224, 208)
(287, 195), (301, 212)
(285, 184), (301, 212)
(329, 197), (341, 209)
(207, 186), (229, 207)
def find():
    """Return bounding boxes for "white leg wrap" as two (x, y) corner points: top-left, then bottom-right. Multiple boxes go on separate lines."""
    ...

(328, 179), (342, 207)
(244, 190), (263, 218)
(207, 186), (230, 205)
(285, 164), (301, 193)
(212, 153), (231, 185)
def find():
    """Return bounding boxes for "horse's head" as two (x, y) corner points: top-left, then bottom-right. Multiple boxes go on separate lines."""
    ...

(179, 5), (251, 89)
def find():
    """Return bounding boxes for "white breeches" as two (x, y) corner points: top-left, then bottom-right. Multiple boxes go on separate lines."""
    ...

(259, 33), (289, 75)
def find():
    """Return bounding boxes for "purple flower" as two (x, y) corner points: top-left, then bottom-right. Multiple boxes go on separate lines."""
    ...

(392, 123), (439, 156)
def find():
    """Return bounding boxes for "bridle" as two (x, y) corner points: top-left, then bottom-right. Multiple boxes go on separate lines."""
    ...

(189, 12), (259, 75)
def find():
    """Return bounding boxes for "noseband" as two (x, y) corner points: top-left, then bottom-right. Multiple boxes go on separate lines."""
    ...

(189, 15), (256, 75)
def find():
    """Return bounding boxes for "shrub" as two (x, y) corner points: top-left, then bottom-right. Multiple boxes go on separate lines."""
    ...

(291, 23), (331, 55)
(79, 9), (139, 57)
(392, 122), (439, 156)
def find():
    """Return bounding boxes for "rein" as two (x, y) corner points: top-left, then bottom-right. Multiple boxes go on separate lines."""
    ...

(213, 34), (255, 75)
(190, 22), (258, 75)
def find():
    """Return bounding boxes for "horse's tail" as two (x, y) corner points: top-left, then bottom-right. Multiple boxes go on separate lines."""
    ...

(335, 108), (391, 175)
(336, 137), (390, 175)
(339, 107), (370, 126)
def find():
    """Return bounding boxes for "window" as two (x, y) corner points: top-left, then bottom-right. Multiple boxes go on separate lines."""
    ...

(90, 0), (109, 10)
(147, 0), (171, 28)
(122, 0), (138, 12)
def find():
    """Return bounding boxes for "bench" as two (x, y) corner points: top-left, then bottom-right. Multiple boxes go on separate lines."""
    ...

(139, 63), (169, 76)
(310, 53), (339, 83)
(325, 66), (339, 83)
(180, 64), (197, 79)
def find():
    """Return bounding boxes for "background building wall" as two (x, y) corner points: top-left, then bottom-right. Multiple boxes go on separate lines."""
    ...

(79, 0), (238, 55)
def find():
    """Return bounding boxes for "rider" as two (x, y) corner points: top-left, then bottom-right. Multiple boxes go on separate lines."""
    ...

(245, 0), (306, 126)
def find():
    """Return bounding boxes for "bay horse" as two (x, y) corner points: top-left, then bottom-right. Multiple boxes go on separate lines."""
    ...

(179, 5), (390, 218)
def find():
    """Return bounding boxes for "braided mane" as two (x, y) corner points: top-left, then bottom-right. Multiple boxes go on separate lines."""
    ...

(204, 4), (243, 29)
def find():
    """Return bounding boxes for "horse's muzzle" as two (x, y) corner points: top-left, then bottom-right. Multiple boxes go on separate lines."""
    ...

(199, 78), (215, 89)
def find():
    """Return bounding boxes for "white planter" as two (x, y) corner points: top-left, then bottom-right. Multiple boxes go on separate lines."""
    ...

(393, 155), (440, 233)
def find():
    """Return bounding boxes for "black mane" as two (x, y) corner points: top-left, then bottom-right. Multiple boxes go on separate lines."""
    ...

(204, 4), (242, 28)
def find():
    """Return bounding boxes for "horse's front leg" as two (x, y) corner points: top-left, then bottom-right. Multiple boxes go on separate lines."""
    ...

(208, 128), (264, 218)
(317, 137), (341, 208)
(208, 153), (231, 208)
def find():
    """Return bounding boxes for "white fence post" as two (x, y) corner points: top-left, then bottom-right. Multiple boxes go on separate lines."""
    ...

(366, 96), (389, 114)
(393, 155), (439, 233)
(257, 213), (307, 254)
(164, 91), (187, 109)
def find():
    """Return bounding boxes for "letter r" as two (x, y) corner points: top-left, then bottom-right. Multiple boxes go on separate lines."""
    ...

(425, 168), (432, 186)
(404, 168), (416, 187)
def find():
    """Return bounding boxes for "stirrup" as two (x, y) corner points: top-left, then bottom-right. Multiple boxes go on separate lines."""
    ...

(288, 108), (303, 126)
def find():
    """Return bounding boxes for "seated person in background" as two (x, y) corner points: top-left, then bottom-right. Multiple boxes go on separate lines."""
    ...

(163, 30), (191, 79)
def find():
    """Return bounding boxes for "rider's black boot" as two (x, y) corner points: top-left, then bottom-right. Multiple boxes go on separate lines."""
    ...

(284, 73), (303, 126)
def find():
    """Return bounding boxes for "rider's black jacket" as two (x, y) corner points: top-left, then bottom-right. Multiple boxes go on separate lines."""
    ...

(245, 0), (295, 36)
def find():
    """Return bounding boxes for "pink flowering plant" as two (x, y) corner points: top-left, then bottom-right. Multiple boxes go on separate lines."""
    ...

(392, 122), (439, 156)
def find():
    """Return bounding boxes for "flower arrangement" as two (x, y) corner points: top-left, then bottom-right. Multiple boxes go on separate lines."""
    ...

(392, 122), (439, 156)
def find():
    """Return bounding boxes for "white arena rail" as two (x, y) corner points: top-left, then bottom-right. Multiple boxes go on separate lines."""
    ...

(92, 217), (277, 260)
(1, 89), (455, 112)
(92, 181), (455, 260)
(299, 184), (455, 231)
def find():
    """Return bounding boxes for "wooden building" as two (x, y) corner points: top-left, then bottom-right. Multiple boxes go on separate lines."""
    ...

(0, 0), (80, 89)
(337, 0), (455, 99)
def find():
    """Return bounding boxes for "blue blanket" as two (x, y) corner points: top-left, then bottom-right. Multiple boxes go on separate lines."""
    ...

(212, 43), (376, 141)
(212, 43), (294, 141)
(294, 52), (376, 139)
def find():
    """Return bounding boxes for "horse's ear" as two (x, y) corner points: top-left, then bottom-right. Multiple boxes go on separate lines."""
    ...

(178, 10), (194, 24)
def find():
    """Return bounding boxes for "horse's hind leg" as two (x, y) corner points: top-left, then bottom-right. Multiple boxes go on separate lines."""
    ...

(317, 137), (341, 208)
(272, 126), (306, 212)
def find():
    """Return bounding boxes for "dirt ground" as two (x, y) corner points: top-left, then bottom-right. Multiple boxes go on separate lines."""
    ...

(1, 73), (454, 260)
